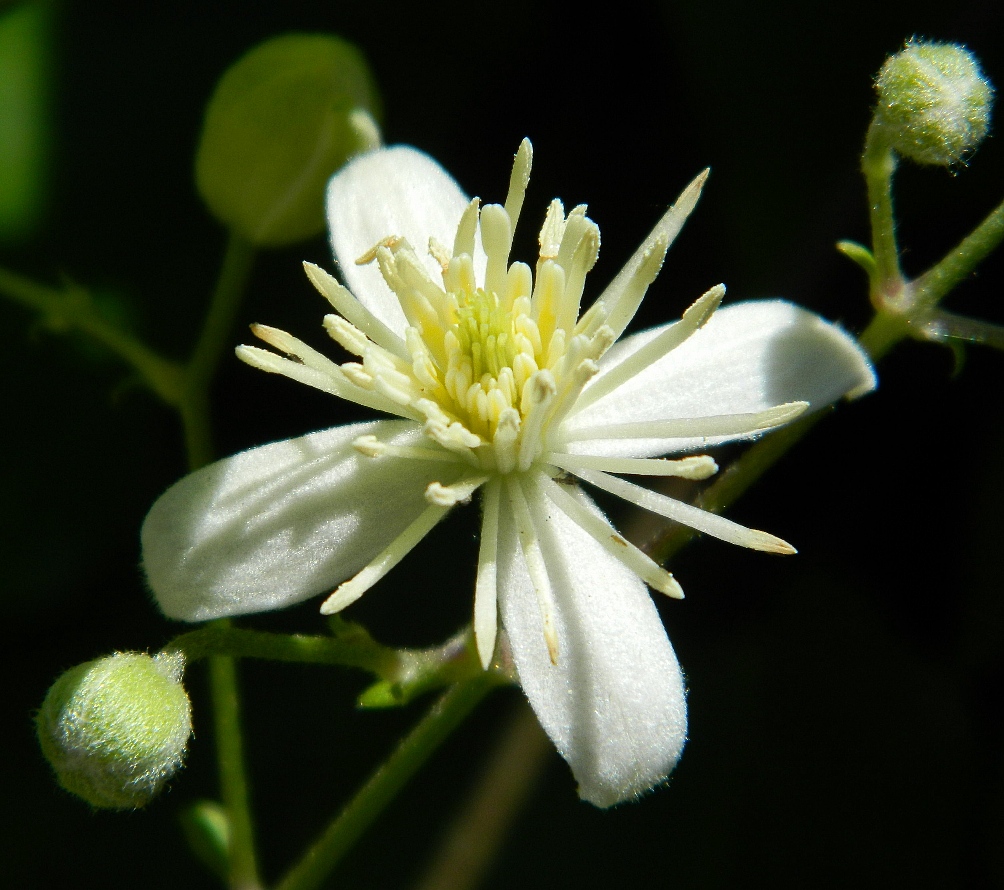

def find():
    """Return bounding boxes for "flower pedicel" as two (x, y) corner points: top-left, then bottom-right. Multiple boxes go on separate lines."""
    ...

(142, 140), (875, 806)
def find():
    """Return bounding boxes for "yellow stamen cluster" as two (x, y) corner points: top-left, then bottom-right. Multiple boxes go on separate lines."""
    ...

(321, 140), (620, 475)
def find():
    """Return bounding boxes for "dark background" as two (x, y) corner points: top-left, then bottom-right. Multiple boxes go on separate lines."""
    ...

(4, 0), (1004, 887)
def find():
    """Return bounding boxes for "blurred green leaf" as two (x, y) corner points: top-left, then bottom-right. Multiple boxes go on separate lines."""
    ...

(0, 1), (53, 242)
(195, 33), (382, 248)
(179, 800), (231, 881)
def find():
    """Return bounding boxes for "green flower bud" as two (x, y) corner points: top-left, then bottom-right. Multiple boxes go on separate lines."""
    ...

(195, 33), (382, 247)
(875, 39), (994, 166)
(37, 651), (192, 809)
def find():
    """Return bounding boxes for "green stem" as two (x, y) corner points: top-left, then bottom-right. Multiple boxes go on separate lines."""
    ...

(175, 232), (257, 888)
(164, 624), (480, 700)
(274, 674), (500, 890)
(210, 648), (263, 890)
(0, 265), (184, 403)
(862, 121), (903, 294)
(913, 193), (1004, 307)
(411, 702), (549, 890)
(180, 231), (257, 471)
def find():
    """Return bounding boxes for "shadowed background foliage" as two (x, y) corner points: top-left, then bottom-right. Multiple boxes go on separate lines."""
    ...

(4, 0), (1003, 886)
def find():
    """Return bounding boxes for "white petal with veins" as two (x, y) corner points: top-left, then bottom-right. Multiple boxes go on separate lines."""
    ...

(497, 482), (687, 808)
(563, 299), (876, 457)
(142, 419), (463, 621)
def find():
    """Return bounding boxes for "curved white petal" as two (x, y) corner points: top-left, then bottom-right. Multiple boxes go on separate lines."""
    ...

(563, 299), (876, 457)
(497, 478), (687, 808)
(142, 420), (466, 621)
(326, 146), (485, 335)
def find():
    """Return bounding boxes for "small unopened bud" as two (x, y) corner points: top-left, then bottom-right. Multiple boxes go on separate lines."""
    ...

(875, 40), (994, 166)
(37, 651), (192, 809)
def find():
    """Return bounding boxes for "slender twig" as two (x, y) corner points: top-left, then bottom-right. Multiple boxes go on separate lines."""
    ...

(0, 265), (183, 403)
(411, 701), (550, 890)
(164, 624), (481, 704)
(176, 231), (259, 888)
(274, 673), (502, 890)
(914, 195), (1004, 308)
(209, 650), (263, 890)
(180, 231), (256, 470)
(861, 121), (903, 294)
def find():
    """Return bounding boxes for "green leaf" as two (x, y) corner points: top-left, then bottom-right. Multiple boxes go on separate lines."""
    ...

(0, 1), (53, 243)
(195, 33), (382, 247)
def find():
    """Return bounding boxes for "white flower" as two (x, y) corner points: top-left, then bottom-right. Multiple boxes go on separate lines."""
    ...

(142, 140), (875, 807)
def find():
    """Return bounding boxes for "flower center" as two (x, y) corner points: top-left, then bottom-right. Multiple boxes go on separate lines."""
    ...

(324, 142), (622, 475)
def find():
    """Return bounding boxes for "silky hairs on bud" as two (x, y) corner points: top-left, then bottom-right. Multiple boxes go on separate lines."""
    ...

(37, 651), (192, 809)
(875, 39), (994, 166)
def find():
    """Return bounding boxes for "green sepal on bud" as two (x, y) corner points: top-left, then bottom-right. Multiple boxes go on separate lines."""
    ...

(874, 39), (994, 166)
(37, 651), (192, 809)
(195, 33), (382, 247)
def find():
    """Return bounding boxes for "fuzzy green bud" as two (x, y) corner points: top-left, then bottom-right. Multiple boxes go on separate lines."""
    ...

(37, 651), (192, 809)
(874, 40), (993, 166)
(196, 33), (382, 247)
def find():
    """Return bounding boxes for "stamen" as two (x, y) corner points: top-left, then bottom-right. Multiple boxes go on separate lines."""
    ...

(540, 475), (684, 598)
(557, 223), (600, 334)
(236, 345), (417, 419)
(423, 419), (482, 456)
(322, 314), (371, 358)
(354, 235), (401, 266)
(590, 169), (708, 338)
(425, 475), (489, 506)
(493, 408), (520, 474)
(383, 248), (444, 334)
(531, 260), (565, 345)
(249, 324), (340, 374)
(396, 249), (455, 322)
(340, 362), (373, 388)
(575, 284), (725, 410)
(352, 435), (467, 463)
(538, 200), (565, 261)
(592, 232), (669, 340)
(504, 262), (532, 314)
(572, 467), (797, 554)
(555, 207), (591, 272)
(481, 203), (513, 299)
(474, 479), (503, 669)
(428, 237), (452, 272)
(506, 475), (560, 665)
(319, 504), (450, 614)
(545, 358), (599, 434)
(453, 198), (480, 260)
(545, 451), (718, 479)
(562, 401), (809, 443)
(303, 262), (408, 358)
(503, 139), (533, 233)
(518, 370), (557, 471)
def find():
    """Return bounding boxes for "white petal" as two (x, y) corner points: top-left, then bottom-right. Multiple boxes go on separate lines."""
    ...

(142, 420), (465, 621)
(326, 146), (485, 335)
(497, 479), (687, 808)
(563, 299), (876, 457)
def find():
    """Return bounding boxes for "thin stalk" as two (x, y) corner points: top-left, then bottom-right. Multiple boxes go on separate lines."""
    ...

(0, 265), (183, 403)
(411, 701), (550, 890)
(210, 650), (262, 890)
(177, 230), (259, 889)
(861, 121), (902, 292)
(914, 194), (1004, 307)
(274, 673), (500, 890)
(180, 231), (256, 470)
